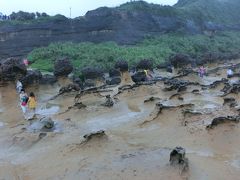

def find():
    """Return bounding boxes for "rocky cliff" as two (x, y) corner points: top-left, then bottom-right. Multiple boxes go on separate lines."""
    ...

(0, 0), (240, 59)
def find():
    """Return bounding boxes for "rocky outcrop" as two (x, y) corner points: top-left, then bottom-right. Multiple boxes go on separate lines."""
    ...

(101, 95), (114, 107)
(20, 70), (42, 86)
(39, 74), (57, 85)
(106, 77), (121, 85)
(59, 83), (80, 94)
(54, 58), (73, 77)
(0, 57), (27, 81)
(81, 67), (104, 80)
(206, 116), (240, 129)
(131, 71), (147, 83)
(170, 146), (189, 173)
(109, 68), (121, 78)
(169, 54), (194, 68)
(1, 1), (240, 59)
(115, 60), (128, 72)
(136, 59), (153, 71)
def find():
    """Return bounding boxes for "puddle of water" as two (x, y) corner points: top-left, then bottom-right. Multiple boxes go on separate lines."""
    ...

(27, 120), (63, 133)
(36, 106), (60, 116)
(85, 111), (141, 131)
(188, 149), (214, 157)
(0, 122), (4, 128)
(231, 159), (240, 169)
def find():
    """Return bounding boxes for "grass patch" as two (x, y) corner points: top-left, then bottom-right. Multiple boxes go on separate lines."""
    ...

(28, 31), (240, 73)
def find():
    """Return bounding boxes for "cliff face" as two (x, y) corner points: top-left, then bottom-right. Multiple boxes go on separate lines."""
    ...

(0, 0), (240, 59)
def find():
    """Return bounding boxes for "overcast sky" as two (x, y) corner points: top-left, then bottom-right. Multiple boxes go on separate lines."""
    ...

(0, 0), (178, 18)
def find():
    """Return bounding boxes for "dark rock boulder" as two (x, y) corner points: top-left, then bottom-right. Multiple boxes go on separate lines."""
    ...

(109, 68), (121, 78)
(223, 97), (237, 107)
(136, 59), (153, 71)
(106, 77), (121, 85)
(170, 146), (189, 173)
(169, 54), (194, 68)
(20, 70), (42, 86)
(39, 74), (57, 85)
(0, 57), (27, 81)
(54, 58), (73, 77)
(206, 116), (240, 129)
(84, 79), (96, 88)
(164, 79), (189, 92)
(115, 60), (128, 72)
(83, 130), (106, 142)
(131, 71), (147, 83)
(157, 61), (171, 69)
(59, 83), (80, 94)
(40, 117), (54, 130)
(81, 67), (104, 80)
(101, 95), (114, 107)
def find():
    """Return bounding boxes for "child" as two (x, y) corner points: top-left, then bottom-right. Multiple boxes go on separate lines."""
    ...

(28, 92), (37, 118)
(16, 80), (23, 93)
(19, 89), (28, 116)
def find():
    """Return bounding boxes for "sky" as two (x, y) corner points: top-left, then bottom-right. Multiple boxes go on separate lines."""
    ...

(0, 0), (178, 18)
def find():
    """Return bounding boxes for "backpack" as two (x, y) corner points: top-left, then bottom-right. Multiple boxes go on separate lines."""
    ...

(21, 96), (29, 106)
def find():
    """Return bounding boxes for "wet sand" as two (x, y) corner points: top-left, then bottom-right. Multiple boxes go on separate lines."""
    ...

(1, 60), (240, 179)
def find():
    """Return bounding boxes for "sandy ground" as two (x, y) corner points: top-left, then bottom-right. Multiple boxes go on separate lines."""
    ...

(1, 60), (240, 180)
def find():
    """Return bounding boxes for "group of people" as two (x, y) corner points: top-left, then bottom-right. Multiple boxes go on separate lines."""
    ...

(16, 80), (37, 120)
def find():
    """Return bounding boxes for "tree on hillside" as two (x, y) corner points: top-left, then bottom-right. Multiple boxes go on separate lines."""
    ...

(10, 11), (35, 21)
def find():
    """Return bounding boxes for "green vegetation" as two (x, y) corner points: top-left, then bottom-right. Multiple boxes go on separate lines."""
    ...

(28, 31), (240, 72)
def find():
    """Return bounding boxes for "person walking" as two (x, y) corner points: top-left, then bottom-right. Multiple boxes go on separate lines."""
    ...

(198, 66), (206, 78)
(28, 92), (37, 118)
(19, 89), (28, 118)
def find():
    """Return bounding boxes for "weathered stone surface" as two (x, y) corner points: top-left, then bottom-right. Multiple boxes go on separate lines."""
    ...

(102, 95), (114, 107)
(169, 54), (194, 68)
(109, 68), (121, 78)
(131, 71), (147, 83)
(59, 83), (80, 94)
(164, 79), (189, 92)
(206, 116), (240, 129)
(1, 1), (240, 59)
(54, 58), (73, 77)
(0, 57), (27, 81)
(115, 60), (128, 72)
(81, 67), (104, 80)
(136, 59), (153, 71)
(20, 70), (42, 86)
(170, 146), (189, 173)
(106, 77), (121, 85)
(39, 74), (57, 85)
(40, 117), (54, 129)
(83, 130), (106, 141)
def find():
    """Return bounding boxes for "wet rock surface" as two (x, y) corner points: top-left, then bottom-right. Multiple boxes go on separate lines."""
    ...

(39, 74), (57, 85)
(83, 130), (106, 142)
(101, 95), (114, 107)
(20, 70), (42, 86)
(170, 147), (189, 174)
(131, 71), (147, 83)
(2, 59), (240, 179)
(207, 116), (240, 129)
(106, 77), (121, 85)
(59, 83), (80, 94)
